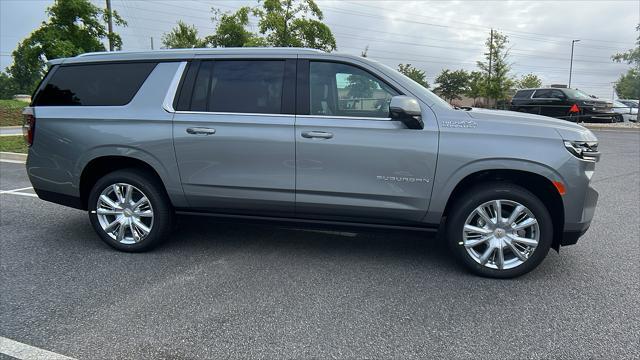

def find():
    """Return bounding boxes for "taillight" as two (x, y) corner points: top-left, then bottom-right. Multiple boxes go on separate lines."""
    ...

(22, 108), (35, 147)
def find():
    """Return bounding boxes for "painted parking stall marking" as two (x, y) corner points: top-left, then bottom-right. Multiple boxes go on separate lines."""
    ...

(0, 336), (76, 360)
(0, 186), (37, 198)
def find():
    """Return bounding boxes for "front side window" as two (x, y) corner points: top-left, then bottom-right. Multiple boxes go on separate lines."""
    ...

(34, 62), (157, 106)
(309, 62), (398, 118)
(185, 60), (285, 114)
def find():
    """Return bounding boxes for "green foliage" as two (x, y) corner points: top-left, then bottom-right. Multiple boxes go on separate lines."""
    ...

(477, 31), (515, 104)
(517, 73), (543, 89)
(615, 69), (640, 99)
(434, 69), (469, 103)
(0, 73), (20, 99)
(0, 135), (28, 154)
(397, 64), (429, 88)
(205, 7), (264, 47)
(465, 71), (485, 103)
(0, 100), (28, 127)
(612, 25), (640, 100)
(612, 25), (640, 67)
(162, 21), (205, 49)
(257, 0), (336, 51)
(345, 74), (378, 99)
(7, 0), (125, 94)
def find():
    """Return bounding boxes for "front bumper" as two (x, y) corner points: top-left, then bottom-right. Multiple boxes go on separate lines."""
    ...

(561, 185), (599, 246)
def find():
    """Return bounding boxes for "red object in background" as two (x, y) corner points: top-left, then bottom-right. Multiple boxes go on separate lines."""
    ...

(569, 104), (580, 113)
(23, 112), (35, 146)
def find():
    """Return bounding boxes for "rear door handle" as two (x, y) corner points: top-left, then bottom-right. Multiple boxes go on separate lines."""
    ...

(186, 127), (216, 135)
(301, 131), (333, 139)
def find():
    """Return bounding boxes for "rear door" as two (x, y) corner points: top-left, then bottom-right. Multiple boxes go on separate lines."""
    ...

(172, 58), (297, 216)
(294, 59), (438, 224)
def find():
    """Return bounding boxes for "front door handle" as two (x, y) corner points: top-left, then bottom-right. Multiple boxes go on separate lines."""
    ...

(186, 127), (216, 135)
(301, 131), (333, 139)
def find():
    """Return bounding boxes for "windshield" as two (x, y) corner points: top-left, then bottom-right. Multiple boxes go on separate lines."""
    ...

(564, 89), (594, 100)
(621, 100), (638, 108)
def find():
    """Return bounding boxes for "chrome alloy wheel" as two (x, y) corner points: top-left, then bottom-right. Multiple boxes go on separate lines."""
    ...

(462, 199), (540, 270)
(95, 183), (154, 244)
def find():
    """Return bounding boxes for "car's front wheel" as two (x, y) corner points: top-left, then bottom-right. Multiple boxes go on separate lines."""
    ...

(446, 183), (553, 278)
(88, 169), (173, 252)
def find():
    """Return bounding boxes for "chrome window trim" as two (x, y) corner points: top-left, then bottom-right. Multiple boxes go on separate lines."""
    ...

(174, 110), (295, 118)
(297, 114), (392, 121)
(162, 61), (187, 113)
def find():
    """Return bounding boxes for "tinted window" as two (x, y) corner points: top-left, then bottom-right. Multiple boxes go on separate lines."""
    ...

(34, 62), (156, 106)
(184, 60), (285, 114)
(550, 90), (566, 99)
(532, 89), (552, 98)
(310, 62), (398, 118)
(514, 89), (534, 99)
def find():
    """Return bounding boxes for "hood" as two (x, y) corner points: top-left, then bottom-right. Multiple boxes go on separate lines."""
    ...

(465, 108), (597, 141)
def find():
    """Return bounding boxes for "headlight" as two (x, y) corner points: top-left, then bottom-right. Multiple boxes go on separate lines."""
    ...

(564, 140), (600, 162)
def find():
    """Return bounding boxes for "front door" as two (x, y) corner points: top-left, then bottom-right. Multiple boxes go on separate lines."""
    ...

(173, 59), (297, 216)
(294, 60), (438, 224)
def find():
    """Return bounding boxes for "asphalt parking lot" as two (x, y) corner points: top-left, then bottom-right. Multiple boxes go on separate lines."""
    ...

(1, 130), (639, 359)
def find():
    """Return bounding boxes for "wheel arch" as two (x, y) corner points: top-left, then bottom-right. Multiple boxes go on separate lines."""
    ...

(438, 168), (565, 251)
(79, 156), (171, 211)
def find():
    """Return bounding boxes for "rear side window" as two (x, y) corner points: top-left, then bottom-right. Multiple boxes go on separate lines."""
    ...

(178, 60), (285, 114)
(514, 89), (534, 99)
(532, 89), (552, 99)
(34, 62), (157, 106)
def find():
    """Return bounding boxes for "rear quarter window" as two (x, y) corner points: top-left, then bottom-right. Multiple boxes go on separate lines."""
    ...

(514, 89), (535, 99)
(33, 62), (157, 106)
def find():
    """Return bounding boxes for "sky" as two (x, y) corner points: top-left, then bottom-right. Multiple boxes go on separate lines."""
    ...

(1, 0), (638, 99)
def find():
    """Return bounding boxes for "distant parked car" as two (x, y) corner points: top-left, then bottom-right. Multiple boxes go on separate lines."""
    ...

(618, 99), (638, 122)
(510, 88), (616, 122)
(612, 100), (637, 122)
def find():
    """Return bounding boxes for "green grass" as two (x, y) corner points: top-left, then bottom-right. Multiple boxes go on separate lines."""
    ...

(0, 99), (28, 127)
(0, 135), (28, 153)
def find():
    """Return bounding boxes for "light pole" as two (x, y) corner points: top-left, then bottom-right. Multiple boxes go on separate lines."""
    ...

(568, 39), (580, 88)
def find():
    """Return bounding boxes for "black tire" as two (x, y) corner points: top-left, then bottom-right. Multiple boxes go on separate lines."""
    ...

(445, 182), (553, 278)
(88, 168), (174, 252)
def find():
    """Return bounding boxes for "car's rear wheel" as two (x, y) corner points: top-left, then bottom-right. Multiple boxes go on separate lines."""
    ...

(446, 183), (553, 278)
(88, 169), (173, 251)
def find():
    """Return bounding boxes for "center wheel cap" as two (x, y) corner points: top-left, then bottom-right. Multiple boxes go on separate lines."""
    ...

(494, 228), (506, 238)
(123, 208), (133, 217)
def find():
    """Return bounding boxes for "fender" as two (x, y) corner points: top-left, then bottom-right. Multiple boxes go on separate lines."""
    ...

(76, 145), (188, 208)
(423, 158), (565, 224)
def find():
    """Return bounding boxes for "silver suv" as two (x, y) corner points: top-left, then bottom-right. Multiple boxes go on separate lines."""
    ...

(24, 48), (600, 278)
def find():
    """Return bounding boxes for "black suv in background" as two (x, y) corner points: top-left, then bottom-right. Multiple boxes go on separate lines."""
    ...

(510, 88), (616, 122)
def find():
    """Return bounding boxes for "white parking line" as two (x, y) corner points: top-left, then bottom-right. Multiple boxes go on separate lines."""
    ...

(0, 186), (37, 197)
(0, 336), (76, 360)
(0, 159), (26, 164)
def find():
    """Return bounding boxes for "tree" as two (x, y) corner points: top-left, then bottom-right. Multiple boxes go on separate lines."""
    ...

(162, 21), (205, 49)
(615, 69), (640, 99)
(612, 25), (640, 100)
(256, 0), (336, 51)
(434, 69), (469, 103)
(465, 71), (485, 106)
(518, 73), (542, 89)
(7, 0), (125, 94)
(477, 31), (515, 106)
(346, 74), (377, 99)
(205, 7), (267, 47)
(0, 73), (19, 99)
(397, 63), (429, 88)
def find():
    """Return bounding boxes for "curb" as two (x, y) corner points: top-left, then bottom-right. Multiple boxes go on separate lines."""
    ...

(0, 126), (22, 129)
(583, 125), (640, 132)
(0, 152), (27, 162)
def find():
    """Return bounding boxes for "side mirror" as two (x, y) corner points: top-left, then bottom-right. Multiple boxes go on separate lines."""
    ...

(389, 96), (424, 129)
